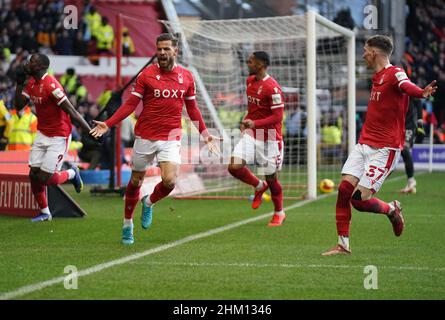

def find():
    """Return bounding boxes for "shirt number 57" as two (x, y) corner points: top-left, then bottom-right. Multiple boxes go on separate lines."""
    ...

(366, 165), (386, 183)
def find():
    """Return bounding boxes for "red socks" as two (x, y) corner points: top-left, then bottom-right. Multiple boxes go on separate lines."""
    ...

(267, 177), (283, 212)
(30, 178), (48, 210)
(29, 171), (69, 211)
(336, 180), (392, 238)
(149, 182), (174, 204)
(45, 171), (70, 185)
(124, 182), (141, 219)
(124, 181), (175, 220)
(336, 180), (355, 237)
(351, 197), (391, 214)
(228, 167), (260, 188)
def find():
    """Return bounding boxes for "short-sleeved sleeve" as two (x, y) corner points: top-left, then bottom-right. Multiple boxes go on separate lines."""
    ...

(392, 67), (410, 88)
(131, 72), (146, 99)
(184, 72), (196, 101)
(47, 80), (68, 106)
(268, 85), (284, 110)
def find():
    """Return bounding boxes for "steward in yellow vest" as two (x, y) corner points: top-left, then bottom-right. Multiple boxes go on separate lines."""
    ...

(6, 106), (38, 151)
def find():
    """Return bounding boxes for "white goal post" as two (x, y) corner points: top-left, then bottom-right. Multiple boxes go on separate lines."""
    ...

(306, 11), (356, 198)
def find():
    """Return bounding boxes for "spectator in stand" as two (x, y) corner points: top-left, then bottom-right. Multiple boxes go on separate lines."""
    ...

(73, 29), (89, 56)
(96, 81), (114, 109)
(55, 29), (74, 55)
(0, 45), (11, 72)
(84, 6), (101, 42)
(0, 96), (12, 150)
(96, 17), (114, 55)
(14, 2), (31, 24)
(39, 42), (54, 55)
(82, 0), (93, 17)
(405, 0), (445, 128)
(0, 29), (11, 49)
(122, 27), (135, 56)
(49, 0), (65, 15)
(60, 68), (77, 95)
(36, 20), (56, 49)
(73, 78), (89, 105)
(23, 30), (39, 53)
(10, 29), (25, 53)
(6, 105), (38, 151)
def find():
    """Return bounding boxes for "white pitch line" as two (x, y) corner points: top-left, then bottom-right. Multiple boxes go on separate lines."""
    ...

(0, 194), (333, 300)
(129, 261), (445, 272)
(0, 174), (411, 300)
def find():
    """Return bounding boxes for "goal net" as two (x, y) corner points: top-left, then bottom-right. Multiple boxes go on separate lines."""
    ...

(161, 12), (355, 200)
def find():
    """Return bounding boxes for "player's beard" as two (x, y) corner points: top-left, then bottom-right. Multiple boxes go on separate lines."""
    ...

(159, 56), (174, 71)
(248, 67), (256, 75)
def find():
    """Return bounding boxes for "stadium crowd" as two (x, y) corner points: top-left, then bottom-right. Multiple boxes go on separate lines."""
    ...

(404, 0), (445, 141)
(0, 1), (136, 168)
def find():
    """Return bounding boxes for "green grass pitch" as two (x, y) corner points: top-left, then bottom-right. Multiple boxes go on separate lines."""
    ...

(0, 171), (444, 299)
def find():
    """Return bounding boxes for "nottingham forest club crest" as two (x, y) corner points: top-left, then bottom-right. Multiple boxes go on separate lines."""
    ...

(257, 85), (263, 95)
(178, 74), (183, 84)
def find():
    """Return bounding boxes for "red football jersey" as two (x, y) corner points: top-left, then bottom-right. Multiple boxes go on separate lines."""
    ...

(244, 74), (284, 141)
(22, 73), (71, 137)
(131, 64), (195, 140)
(359, 65), (410, 149)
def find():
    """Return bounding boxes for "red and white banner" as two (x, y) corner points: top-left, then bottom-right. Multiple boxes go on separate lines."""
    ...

(0, 174), (40, 217)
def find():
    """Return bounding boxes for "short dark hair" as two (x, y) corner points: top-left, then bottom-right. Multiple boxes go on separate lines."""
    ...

(34, 53), (50, 69)
(156, 33), (178, 47)
(253, 51), (270, 67)
(366, 35), (393, 56)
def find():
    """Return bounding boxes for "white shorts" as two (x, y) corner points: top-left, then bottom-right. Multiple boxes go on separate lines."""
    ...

(232, 133), (283, 175)
(29, 131), (71, 173)
(132, 137), (181, 171)
(341, 143), (401, 193)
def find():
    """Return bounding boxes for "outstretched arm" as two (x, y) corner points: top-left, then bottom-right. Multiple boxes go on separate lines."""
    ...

(400, 80), (437, 99)
(59, 99), (92, 133)
(90, 93), (140, 138)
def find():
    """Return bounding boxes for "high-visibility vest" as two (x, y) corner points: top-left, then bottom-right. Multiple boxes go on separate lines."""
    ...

(0, 100), (12, 128)
(6, 107), (37, 151)
(85, 12), (102, 38)
(96, 24), (114, 50)
(60, 74), (77, 94)
(122, 35), (135, 55)
(76, 85), (88, 102)
(0, 101), (13, 145)
(321, 125), (342, 145)
(96, 90), (112, 109)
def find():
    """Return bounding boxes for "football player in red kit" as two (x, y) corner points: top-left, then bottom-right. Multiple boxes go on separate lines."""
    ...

(14, 53), (92, 222)
(90, 33), (221, 244)
(227, 51), (286, 227)
(322, 35), (437, 255)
